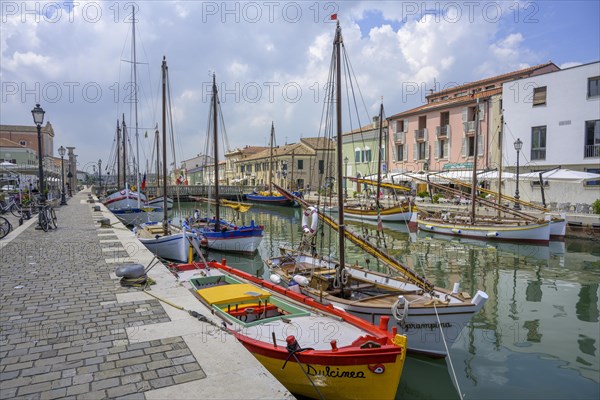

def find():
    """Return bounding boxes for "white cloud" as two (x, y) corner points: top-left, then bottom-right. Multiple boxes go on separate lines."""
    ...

(0, 1), (595, 168)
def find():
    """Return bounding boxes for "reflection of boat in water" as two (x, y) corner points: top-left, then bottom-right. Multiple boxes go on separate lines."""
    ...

(418, 230), (566, 261)
(397, 355), (460, 400)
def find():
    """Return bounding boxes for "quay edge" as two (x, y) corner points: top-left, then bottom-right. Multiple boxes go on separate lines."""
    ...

(0, 187), (291, 400)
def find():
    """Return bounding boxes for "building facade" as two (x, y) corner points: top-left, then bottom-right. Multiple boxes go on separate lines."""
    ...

(502, 61), (600, 205)
(342, 116), (388, 194)
(387, 63), (560, 177)
(233, 137), (336, 192)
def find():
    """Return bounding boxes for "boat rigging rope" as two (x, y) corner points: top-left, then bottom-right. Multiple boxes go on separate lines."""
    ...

(282, 339), (324, 400)
(433, 303), (464, 400)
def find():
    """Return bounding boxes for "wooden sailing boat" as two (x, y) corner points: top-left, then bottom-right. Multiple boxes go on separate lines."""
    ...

(168, 259), (407, 400)
(245, 123), (301, 207)
(136, 57), (197, 262)
(195, 74), (264, 254)
(267, 22), (488, 358)
(415, 100), (551, 243)
(333, 103), (414, 222)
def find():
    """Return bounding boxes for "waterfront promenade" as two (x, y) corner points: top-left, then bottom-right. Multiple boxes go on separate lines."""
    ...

(0, 188), (290, 399)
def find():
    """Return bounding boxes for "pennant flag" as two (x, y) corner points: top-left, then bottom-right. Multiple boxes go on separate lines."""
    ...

(330, 13), (337, 20)
(141, 173), (147, 191)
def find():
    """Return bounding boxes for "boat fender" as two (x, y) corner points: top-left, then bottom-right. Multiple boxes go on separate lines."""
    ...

(451, 228), (461, 234)
(269, 274), (282, 284)
(292, 274), (309, 287)
(471, 290), (489, 306)
(486, 231), (499, 237)
(301, 206), (318, 235)
(115, 264), (146, 279)
(452, 282), (460, 294)
(391, 295), (409, 323)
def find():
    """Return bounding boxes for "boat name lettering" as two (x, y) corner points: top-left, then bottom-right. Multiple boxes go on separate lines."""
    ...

(306, 365), (366, 379)
(403, 322), (451, 330)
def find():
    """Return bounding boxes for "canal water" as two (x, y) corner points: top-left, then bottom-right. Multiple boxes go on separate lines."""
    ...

(172, 201), (599, 400)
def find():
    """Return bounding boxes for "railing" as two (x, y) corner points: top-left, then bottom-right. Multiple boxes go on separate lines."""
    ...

(414, 128), (428, 141)
(463, 121), (475, 133)
(584, 144), (600, 158)
(531, 149), (546, 160)
(436, 125), (450, 137)
(394, 131), (405, 143)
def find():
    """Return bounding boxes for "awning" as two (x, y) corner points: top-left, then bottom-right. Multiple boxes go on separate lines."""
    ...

(519, 168), (600, 183)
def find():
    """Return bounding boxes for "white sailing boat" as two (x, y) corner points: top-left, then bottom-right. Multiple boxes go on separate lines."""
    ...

(267, 22), (488, 358)
(136, 57), (197, 262)
(104, 6), (161, 226)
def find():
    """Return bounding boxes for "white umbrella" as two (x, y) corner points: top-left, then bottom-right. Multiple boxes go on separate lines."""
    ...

(519, 168), (600, 183)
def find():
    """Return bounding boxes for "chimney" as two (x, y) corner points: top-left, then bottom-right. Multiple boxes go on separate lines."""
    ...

(372, 115), (380, 128)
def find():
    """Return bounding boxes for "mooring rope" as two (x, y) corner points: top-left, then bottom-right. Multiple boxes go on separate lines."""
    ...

(433, 303), (464, 400)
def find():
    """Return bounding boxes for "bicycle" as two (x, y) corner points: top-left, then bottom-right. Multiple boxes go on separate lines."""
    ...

(0, 216), (11, 239)
(36, 203), (57, 232)
(0, 196), (22, 218)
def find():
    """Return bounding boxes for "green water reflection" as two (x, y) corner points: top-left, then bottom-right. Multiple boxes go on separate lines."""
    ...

(172, 202), (600, 400)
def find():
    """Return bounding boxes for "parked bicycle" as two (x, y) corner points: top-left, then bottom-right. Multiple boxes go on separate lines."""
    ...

(0, 216), (11, 239)
(36, 203), (57, 232)
(0, 196), (22, 218)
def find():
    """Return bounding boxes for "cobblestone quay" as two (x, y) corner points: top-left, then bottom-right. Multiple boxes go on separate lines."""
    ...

(0, 188), (289, 399)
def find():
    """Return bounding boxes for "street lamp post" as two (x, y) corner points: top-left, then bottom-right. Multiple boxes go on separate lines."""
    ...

(58, 146), (67, 205)
(513, 138), (523, 210)
(31, 104), (46, 203)
(98, 159), (102, 195)
(343, 156), (348, 198)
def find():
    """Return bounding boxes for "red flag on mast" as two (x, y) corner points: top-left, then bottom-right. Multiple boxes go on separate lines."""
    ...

(330, 13), (337, 20)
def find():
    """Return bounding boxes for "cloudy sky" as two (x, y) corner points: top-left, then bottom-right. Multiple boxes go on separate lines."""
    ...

(1, 1), (599, 175)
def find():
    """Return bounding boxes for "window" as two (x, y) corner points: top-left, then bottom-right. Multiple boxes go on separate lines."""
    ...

(531, 126), (547, 160)
(354, 147), (361, 163)
(588, 76), (600, 98)
(364, 147), (372, 162)
(584, 119), (600, 158)
(417, 142), (427, 160)
(395, 120), (404, 133)
(436, 139), (447, 159)
(467, 136), (475, 157)
(297, 159), (304, 170)
(533, 86), (547, 106)
(584, 168), (600, 187)
(318, 160), (324, 174)
(396, 144), (404, 161)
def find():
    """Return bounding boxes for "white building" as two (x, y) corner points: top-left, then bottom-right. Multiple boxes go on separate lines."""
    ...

(502, 61), (600, 206)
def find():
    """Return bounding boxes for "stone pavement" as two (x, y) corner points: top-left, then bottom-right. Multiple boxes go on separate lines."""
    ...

(0, 189), (290, 399)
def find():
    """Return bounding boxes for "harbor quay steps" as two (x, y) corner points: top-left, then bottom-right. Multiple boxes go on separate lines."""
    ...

(0, 187), (291, 400)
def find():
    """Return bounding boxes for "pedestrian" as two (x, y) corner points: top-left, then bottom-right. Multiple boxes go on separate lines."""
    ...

(306, 184), (310, 197)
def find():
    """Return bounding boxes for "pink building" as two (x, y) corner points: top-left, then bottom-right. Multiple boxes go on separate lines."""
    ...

(388, 62), (559, 174)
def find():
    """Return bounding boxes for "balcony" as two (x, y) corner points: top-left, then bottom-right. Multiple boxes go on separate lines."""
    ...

(463, 121), (476, 134)
(584, 144), (600, 158)
(394, 131), (405, 143)
(436, 125), (450, 137)
(414, 128), (428, 141)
